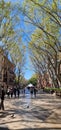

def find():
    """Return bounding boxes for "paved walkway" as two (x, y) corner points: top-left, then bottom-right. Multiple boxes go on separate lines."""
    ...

(0, 91), (61, 130)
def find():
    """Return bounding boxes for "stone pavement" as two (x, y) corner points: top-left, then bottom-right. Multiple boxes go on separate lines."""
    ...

(0, 92), (61, 130)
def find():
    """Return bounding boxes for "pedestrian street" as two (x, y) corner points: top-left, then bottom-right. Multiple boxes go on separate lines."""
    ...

(0, 91), (61, 130)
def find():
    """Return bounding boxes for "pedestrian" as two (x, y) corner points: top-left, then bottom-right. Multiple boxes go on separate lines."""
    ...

(7, 87), (10, 98)
(30, 87), (33, 98)
(24, 88), (25, 93)
(23, 88), (25, 96)
(10, 87), (13, 98)
(14, 86), (17, 98)
(17, 87), (20, 98)
(0, 85), (5, 110)
(34, 87), (37, 98)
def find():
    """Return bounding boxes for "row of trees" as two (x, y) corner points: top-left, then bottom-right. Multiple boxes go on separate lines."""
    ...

(0, 0), (26, 85)
(21, 0), (61, 88)
(0, 0), (61, 88)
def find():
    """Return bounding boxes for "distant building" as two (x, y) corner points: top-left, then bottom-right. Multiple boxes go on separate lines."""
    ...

(37, 72), (52, 89)
(37, 74), (43, 89)
(0, 48), (15, 89)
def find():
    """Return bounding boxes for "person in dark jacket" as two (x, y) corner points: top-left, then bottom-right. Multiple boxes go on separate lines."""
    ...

(30, 87), (33, 98)
(34, 87), (37, 98)
(17, 87), (20, 98)
(0, 85), (5, 110)
(13, 86), (17, 98)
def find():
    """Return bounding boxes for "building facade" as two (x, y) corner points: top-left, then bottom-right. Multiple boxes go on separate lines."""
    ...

(0, 48), (15, 89)
(37, 72), (52, 89)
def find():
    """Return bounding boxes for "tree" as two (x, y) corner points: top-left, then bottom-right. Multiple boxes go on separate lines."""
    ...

(28, 74), (38, 86)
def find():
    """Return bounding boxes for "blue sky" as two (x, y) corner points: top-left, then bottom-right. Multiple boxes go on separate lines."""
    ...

(21, 25), (35, 80)
(3, 0), (35, 80)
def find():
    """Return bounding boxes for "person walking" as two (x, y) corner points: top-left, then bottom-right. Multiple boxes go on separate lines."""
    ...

(0, 85), (5, 110)
(17, 86), (20, 98)
(7, 87), (10, 98)
(30, 87), (33, 98)
(13, 86), (17, 98)
(23, 88), (25, 95)
(34, 87), (37, 98)
(10, 87), (13, 98)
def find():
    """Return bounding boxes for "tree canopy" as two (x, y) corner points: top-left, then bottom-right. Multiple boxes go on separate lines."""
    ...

(21, 0), (61, 87)
(0, 0), (61, 87)
(0, 0), (26, 78)
(28, 74), (38, 86)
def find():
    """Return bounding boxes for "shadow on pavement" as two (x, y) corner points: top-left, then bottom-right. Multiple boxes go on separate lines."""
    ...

(0, 127), (9, 130)
(16, 128), (61, 130)
(0, 127), (61, 130)
(0, 111), (11, 118)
